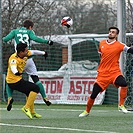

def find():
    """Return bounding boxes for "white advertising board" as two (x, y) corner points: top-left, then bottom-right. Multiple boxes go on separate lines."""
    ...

(29, 70), (105, 105)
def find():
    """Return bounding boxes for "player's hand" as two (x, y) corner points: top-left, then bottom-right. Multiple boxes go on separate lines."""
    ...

(48, 40), (53, 46)
(44, 51), (48, 60)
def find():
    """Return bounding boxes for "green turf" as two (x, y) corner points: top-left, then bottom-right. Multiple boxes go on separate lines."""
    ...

(0, 104), (133, 133)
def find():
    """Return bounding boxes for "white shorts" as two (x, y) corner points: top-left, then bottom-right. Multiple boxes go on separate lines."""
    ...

(24, 58), (38, 76)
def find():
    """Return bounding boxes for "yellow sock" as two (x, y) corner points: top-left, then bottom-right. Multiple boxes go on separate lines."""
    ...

(30, 103), (35, 114)
(25, 91), (37, 109)
(25, 96), (35, 114)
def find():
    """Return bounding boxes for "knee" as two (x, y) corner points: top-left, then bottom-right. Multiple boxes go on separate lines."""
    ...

(115, 75), (127, 87)
(33, 85), (40, 93)
(120, 82), (127, 87)
(31, 75), (39, 83)
(90, 94), (97, 99)
(90, 83), (102, 99)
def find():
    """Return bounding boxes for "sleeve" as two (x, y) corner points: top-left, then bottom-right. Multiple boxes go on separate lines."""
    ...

(30, 50), (45, 55)
(3, 30), (15, 42)
(119, 42), (130, 52)
(123, 45), (130, 52)
(27, 50), (45, 57)
(29, 30), (49, 44)
(10, 59), (18, 74)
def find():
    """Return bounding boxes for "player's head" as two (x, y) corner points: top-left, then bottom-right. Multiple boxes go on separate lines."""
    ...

(16, 42), (28, 57)
(108, 27), (119, 40)
(23, 20), (34, 29)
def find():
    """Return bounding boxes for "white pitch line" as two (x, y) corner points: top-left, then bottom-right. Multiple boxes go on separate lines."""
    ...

(0, 108), (84, 111)
(0, 123), (119, 133)
(0, 108), (109, 112)
(1, 108), (132, 113)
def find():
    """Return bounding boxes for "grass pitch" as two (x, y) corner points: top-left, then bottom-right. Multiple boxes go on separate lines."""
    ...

(0, 104), (133, 133)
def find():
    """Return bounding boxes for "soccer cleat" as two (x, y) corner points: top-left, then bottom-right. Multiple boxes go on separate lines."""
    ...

(118, 105), (128, 113)
(21, 106), (32, 119)
(7, 98), (14, 111)
(43, 98), (51, 106)
(32, 113), (42, 118)
(79, 110), (89, 117)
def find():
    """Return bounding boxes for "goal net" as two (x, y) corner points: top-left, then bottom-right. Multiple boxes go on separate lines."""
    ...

(2, 33), (133, 106)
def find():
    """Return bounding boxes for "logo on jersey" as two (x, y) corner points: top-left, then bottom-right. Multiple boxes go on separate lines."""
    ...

(10, 59), (16, 64)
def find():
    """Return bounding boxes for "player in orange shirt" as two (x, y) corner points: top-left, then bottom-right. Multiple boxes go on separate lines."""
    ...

(79, 26), (132, 117)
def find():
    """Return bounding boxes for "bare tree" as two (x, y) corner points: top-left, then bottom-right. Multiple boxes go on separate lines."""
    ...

(2, 0), (125, 37)
(2, 0), (56, 36)
(59, 0), (117, 34)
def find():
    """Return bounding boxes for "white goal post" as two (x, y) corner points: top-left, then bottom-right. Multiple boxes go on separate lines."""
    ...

(33, 33), (133, 105)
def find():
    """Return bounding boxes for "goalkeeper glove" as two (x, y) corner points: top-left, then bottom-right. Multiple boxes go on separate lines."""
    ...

(47, 40), (53, 46)
(44, 51), (48, 60)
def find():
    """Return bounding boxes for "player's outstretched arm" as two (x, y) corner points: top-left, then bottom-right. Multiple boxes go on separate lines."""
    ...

(3, 30), (15, 42)
(30, 50), (48, 59)
(29, 30), (53, 45)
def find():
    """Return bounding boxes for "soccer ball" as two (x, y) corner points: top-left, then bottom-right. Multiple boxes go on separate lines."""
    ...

(61, 16), (73, 28)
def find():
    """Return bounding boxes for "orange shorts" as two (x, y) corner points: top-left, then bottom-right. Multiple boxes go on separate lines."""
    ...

(95, 71), (123, 91)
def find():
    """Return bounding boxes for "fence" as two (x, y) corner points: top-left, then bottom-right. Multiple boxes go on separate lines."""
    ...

(1, 33), (133, 106)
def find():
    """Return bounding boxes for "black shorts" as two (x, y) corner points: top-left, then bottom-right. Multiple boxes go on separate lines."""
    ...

(8, 79), (40, 97)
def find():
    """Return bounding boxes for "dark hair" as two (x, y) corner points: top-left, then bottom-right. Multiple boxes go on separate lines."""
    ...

(16, 43), (27, 53)
(109, 27), (119, 34)
(23, 19), (34, 29)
